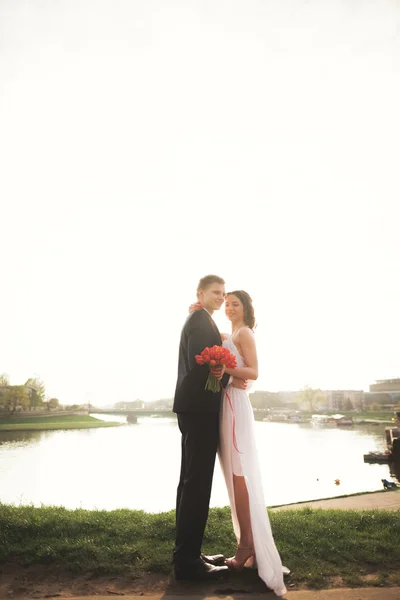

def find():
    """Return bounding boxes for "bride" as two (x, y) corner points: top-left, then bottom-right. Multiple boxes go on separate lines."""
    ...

(190, 290), (288, 597)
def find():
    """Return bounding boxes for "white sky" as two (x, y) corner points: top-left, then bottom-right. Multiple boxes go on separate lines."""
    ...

(1, 0), (399, 406)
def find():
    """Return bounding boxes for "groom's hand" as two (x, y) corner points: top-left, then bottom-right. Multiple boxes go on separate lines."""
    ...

(210, 365), (225, 380)
(232, 377), (248, 390)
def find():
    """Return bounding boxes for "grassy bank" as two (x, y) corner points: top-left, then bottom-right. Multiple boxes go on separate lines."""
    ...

(338, 411), (396, 423)
(0, 415), (121, 431)
(299, 411), (396, 423)
(352, 411), (397, 421)
(0, 504), (399, 589)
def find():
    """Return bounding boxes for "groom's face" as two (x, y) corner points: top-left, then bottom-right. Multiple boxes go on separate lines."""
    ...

(198, 283), (226, 312)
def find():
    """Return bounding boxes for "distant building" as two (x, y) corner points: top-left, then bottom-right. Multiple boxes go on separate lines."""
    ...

(278, 391), (301, 406)
(369, 379), (400, 394)
(250, 388), (365, 411)
(289, 389), (364, 411)
(149, 398), (173, 409)
(114, 400), (145, 410)
(321, 390), (365, 411)
(367, 379), (400, 407)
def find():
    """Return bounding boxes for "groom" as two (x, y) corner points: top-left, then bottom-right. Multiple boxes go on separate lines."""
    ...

(173, 274), (246, 581)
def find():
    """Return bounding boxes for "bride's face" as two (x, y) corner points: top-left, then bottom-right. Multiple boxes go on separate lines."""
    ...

(225, 294), (244, 322)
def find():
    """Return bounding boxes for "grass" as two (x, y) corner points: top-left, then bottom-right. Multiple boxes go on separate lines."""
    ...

(0, 415), (121, 431)
(0, 504), (399, 588)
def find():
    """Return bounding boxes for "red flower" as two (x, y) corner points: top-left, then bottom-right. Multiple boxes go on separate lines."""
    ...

(195, 345), (237, 392)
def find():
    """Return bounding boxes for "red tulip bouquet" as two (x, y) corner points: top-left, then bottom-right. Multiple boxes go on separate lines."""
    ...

(195, 345), (237, 392)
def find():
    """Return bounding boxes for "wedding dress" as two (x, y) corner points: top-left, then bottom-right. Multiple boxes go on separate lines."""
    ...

(218, 335), (289, 597)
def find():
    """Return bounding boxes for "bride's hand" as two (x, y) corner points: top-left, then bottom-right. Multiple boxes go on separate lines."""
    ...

(189, 301), (203, 313)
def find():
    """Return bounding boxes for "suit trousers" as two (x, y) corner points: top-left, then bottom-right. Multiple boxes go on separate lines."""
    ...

(173, 411), (220, 566)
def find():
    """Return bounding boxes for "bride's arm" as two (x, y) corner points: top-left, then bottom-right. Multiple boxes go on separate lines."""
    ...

(189, 301), (202, 313)
(225, 328), (258, 380)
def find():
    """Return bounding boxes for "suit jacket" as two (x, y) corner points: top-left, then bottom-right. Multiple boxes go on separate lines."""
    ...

(173, 309), (230, 413)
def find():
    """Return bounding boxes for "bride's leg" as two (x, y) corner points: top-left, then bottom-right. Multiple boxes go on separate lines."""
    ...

(225, 474), (255, 570)
(232, 474), (253, 547)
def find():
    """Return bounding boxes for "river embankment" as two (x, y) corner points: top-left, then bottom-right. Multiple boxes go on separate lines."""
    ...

(0, 412), (121, 431)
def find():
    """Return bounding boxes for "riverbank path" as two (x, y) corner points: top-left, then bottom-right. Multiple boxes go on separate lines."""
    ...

(271, 489), (400, 511)
(64, 588), (400, 599)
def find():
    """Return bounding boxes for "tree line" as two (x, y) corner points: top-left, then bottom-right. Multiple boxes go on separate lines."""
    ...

(0, 373), (59, 412)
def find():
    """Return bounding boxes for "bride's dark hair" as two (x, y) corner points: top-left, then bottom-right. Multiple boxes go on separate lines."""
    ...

(227, 290), (256, 330)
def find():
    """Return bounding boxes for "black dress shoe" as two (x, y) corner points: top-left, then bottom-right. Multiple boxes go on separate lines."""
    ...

(174, 558), (229, 581)
(201, 553), (225, 566)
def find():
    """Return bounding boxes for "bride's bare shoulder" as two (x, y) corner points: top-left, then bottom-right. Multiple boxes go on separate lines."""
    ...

(221, 333), (230, 341)
(238, 327), (255, 342)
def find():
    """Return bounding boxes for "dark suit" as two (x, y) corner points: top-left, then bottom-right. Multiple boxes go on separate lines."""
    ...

(173, 309), (229, 566)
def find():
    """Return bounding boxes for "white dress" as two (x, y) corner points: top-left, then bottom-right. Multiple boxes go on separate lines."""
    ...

(218, 335), (288, 597)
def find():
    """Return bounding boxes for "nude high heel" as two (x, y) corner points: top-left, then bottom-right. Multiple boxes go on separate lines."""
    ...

(225, 545), (255, 571)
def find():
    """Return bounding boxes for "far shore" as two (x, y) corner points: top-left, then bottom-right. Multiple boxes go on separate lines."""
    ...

(0, 414), (121, 431)
(0, 408), (397, 432)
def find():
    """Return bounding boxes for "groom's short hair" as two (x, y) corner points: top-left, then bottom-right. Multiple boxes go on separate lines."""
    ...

(197, 275), (225, 295)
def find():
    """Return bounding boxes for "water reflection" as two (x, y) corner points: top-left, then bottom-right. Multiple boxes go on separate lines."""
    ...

(0, 431), (53, 450)
(0, 430), (46, 447)
(0, 419), (397, 512)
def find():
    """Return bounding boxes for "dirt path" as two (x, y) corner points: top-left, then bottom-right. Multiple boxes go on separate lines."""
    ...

(0, 565), (170, 599)
(271, 490), (400, 511)
(2, 565), (400, 600)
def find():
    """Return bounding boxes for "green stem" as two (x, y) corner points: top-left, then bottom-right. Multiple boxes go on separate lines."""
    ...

(205, 373), (221, 393)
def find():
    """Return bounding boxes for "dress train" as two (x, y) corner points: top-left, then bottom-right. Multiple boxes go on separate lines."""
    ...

(218, 336), (288, 596)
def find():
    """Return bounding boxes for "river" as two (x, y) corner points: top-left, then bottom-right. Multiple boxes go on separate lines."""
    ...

(0, 415), (395, 512)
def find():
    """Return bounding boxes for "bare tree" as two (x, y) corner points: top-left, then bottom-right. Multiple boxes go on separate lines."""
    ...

(298, 385), (325, 412)
(0, 373), (10, 386)
(24, 377), (46, 404)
